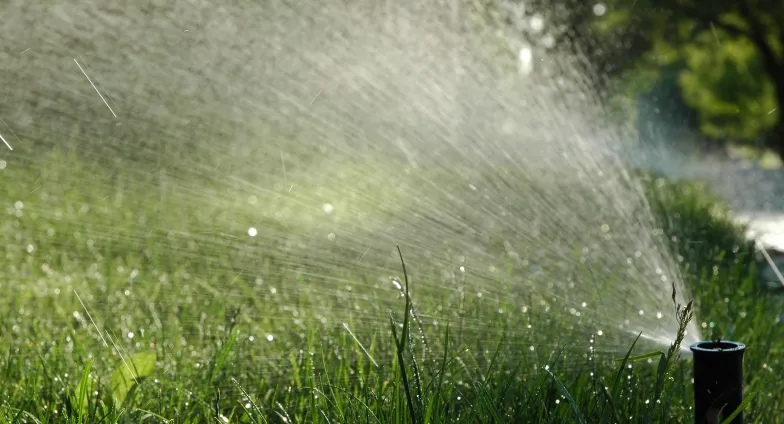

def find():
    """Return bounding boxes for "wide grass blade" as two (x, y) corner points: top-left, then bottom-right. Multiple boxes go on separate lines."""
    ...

(721, 388), (759, 424)
(74, 359), (94, 422)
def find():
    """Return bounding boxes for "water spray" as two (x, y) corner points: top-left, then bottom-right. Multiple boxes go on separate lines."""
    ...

(690, 340), (746, 424)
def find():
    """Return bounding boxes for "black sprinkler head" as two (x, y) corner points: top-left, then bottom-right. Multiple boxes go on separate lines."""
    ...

(690, 340), (746, 424)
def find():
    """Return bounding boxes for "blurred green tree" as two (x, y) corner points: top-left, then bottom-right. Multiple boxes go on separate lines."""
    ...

(591, 0), (784, 157)
(466, 0), (783, 156)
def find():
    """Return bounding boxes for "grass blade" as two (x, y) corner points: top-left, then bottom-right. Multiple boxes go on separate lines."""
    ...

(721, 388), (759, 424)
(545, 367), (586, 424)
(624, 351), (665, 363)
(599, 377), (623, 424)
(75, 359), (94, 422)
(612, 332), (641, 399)
(209, 328), (239, 385)
(390, 317), (417, 424)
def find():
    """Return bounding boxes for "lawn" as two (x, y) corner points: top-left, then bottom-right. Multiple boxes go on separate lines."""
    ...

(1, 144), (784, 424)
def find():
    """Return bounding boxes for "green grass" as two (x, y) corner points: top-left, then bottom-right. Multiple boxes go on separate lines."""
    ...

(2, 150), (784, 423)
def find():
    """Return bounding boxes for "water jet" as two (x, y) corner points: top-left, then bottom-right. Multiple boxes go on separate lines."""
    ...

(690, 340), (746, 424)
(0, 0), (718, 394)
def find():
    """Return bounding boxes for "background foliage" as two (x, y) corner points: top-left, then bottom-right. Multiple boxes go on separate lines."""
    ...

(497, 0), (784, 157)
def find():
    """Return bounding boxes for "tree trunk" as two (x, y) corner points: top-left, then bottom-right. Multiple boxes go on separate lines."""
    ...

(765, 75), (784, 162)
(768, 120), (784, 162)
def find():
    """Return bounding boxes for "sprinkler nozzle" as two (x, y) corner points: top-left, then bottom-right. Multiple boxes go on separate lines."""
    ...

(690, 340), (745, 424)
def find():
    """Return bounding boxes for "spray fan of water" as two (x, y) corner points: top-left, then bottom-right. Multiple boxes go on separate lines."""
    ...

(1, 0), (701, 370)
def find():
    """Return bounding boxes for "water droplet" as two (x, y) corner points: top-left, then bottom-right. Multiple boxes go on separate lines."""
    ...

(266, 334), (274, 342)
(128, 332), (134, 339)
(392, 279), (402, 290)
(597, 330), (603, 336)
(322, 203), (334, 214)
(0, 160), (6, 170)
(600, 224), (609, 233)
(518, 45), (534, 75)
(14, 201), (23, 209)
(530, 15), (545, 33)
(248, 227), (257, 237)
(327, 233), (336, 241)
(541, 34), (556, 49)
(656, 311), (663, 319)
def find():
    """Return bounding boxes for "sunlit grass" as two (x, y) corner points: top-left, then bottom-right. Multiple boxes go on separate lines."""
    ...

(1, 152), (784, 423)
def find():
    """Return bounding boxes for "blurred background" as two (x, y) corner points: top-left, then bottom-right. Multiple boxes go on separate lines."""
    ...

(502, 0), (784, 254)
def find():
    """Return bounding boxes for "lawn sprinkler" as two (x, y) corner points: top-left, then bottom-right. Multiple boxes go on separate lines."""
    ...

(690, 340), (746, 424)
